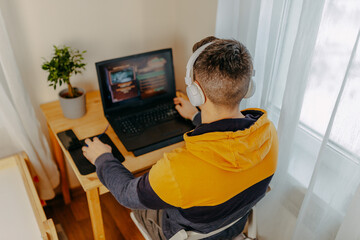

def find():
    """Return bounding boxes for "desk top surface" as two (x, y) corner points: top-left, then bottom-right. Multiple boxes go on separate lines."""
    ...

(40, 91), (184, 191)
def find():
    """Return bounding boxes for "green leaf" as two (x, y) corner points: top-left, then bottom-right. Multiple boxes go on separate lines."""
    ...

(42, 45), (87, 90)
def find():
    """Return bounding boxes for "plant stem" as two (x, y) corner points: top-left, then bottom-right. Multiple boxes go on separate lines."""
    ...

(68, 83), (74, 98)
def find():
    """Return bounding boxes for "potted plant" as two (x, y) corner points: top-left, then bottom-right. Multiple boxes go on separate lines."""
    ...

(42, 45), (87, 119)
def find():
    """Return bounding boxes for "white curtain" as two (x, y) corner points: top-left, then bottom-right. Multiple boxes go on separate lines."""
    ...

(216, 0), (360, 239)
(0, 9), (59, 200)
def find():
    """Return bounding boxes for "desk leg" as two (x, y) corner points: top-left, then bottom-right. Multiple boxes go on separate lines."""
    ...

(48, 125), (71, 204)
(86, 188), (105, 240)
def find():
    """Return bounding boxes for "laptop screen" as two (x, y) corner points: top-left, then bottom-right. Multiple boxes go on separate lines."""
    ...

(96, 49), (176, 113)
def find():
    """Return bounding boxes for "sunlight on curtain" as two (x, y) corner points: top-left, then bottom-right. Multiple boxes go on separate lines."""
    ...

(292, 30), (360, 240)
(335, 184), (360, 239)
(257, 0), (360, 238)
(0, 9), (59, 200)
(255, 1), (327, 237)
(288, 0), (360, 188)
(217, 0), (360, 239)
(300, 1), (360, 137)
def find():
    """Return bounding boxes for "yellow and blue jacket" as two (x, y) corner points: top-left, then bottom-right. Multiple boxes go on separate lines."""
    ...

(95, 109), (278, 239)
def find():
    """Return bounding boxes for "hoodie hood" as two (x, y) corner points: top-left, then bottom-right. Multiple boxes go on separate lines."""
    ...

(149, 108), (278, 208)
(184, 108), (273, 172)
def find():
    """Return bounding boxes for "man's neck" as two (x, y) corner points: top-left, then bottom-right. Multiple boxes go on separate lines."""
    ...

(201, 103), (245, 124)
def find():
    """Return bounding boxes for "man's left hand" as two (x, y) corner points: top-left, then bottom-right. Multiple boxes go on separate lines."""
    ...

(82, 137), (112, 165)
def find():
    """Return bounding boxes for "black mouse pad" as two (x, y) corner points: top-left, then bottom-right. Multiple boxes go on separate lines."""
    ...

(68, 133), (125, 175)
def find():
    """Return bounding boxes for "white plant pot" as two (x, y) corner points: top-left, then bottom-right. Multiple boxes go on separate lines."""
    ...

(59, 87), (86, 119)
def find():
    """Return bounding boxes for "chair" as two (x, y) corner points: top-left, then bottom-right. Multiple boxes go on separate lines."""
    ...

(130, 207), (258, 240)
(0, 152), (59, 240)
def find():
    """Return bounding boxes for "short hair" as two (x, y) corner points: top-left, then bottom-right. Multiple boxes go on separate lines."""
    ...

(192, 36), (253, 108)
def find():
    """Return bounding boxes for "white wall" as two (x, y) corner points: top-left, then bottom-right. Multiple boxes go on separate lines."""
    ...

(0, 0), (218, 188)
(172, 1), (219, 91)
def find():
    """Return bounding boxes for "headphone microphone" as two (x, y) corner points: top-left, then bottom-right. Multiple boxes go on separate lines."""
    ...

(184, 42), (255, 106)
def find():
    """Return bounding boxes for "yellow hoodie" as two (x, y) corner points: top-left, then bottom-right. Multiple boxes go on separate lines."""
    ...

(149, 108), (278, 209)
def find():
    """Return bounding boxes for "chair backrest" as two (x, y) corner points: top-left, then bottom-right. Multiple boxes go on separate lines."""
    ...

(131, 186), (272, 240)
(171, 208), (257, 240)
(131, 207), (257, 240)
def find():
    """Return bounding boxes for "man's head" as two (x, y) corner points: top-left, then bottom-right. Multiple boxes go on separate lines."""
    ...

(192, 36), (253, 109)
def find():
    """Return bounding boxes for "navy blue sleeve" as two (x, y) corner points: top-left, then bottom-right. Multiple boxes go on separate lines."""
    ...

(94, 153), (173, 209)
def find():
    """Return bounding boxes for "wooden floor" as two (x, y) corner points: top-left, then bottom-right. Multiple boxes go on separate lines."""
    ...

(44, 189), (145, 240)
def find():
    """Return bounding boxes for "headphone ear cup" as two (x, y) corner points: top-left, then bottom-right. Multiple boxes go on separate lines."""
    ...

(244, 79), (256, 99)
(186, 82), (205, 106)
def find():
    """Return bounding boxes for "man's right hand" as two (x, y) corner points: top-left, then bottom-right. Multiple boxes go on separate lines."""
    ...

(173, 97), (199, 120)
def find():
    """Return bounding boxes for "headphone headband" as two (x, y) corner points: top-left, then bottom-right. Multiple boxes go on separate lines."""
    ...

(185, 42), (214, 86)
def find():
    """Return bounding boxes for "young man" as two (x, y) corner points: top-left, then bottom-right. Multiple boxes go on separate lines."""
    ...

(82, 36), (278, 240)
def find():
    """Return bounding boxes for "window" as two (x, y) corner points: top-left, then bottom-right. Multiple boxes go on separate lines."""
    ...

(264, 0), (360, 188)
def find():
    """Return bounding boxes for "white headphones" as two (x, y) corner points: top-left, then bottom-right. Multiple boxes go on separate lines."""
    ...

(185, 42), (255, 106)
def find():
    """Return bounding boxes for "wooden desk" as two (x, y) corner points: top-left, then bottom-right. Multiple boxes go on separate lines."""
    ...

(40, 91), (185, 240)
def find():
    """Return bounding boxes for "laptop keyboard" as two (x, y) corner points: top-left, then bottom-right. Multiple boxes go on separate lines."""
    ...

(115, 103), (180, 136)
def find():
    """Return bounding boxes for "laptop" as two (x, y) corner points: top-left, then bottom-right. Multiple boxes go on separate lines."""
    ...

(95, 49), (194, 156)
